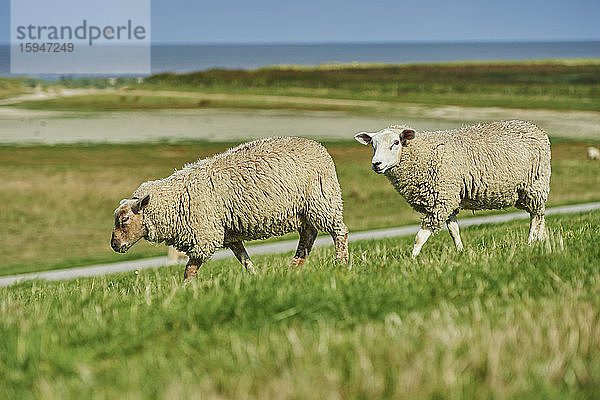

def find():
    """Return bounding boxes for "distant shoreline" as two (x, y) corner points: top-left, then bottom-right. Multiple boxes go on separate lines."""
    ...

(1, 40), (598, 78)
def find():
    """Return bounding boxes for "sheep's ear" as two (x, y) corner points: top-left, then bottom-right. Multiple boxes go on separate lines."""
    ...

(354, 132), (373, 145)
(401, 129), (415, 144)
(132, 194), (150, 213)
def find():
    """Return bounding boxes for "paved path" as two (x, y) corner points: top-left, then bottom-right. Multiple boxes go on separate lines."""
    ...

(1, 202), (599, 287)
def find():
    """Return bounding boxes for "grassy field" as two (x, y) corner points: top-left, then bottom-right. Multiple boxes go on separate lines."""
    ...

(1, 139), (600, 276)
(9, 60), (600, 112)
(3, 59), (599, 399)
(142, 61), (600, 111)
(0, 78), (31, 100)
(1, 210), (599, 399)
(11, 93), (372, 113)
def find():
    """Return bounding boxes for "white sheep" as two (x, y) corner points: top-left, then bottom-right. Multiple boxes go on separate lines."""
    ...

(111, 137), (349, 284)
(587, 146), (599, 160)
(355, 120), (551, 257)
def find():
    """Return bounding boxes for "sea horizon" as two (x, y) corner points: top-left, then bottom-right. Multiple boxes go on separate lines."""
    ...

(1, 40), (599, 78)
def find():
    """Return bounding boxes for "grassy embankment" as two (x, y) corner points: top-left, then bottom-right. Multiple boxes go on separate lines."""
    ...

(1, 140), (599, 276)
(1, 210), (600, 399)
(2, 61), (600, 399)
(8, 60), (600, 112)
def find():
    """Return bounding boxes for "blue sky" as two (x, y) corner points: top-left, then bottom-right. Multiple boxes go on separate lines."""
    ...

(1, 0), (599, 44)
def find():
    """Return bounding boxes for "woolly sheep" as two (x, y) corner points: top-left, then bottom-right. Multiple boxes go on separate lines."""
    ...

(587, 146), (599, 160)
(354, 120), (551, 257)
(111, 137), (349, 284)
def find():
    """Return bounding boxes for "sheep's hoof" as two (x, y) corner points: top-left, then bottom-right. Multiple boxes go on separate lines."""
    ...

(245, 262), (257, 274)
(336, 256), (349, 265)
(290, 257), (306, 269)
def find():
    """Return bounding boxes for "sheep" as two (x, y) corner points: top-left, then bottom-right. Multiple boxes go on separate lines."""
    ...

(111, 136), (349, 284)
(587, 146), (600, 160)
(354, 120), (551, 257)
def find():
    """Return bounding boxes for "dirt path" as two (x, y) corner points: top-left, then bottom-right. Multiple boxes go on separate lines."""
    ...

(1, 88), (599, 143)
(1, 202), (599, 287)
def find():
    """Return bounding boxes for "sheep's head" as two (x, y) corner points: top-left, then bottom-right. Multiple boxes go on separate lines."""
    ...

(111, 194), (150, 253)
(354, 125), (415, 174)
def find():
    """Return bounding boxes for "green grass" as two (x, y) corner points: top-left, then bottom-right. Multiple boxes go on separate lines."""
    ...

(7, 60), (600, 112)
(113, 61), (600, 112)
(1, 140), (600, 276)
(1, 210), (600, 399)
(11, 93), (370, 113)
(0, 78), (30, 100)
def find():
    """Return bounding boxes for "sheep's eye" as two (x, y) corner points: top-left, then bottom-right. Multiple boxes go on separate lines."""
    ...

(394, 140), (400, 146)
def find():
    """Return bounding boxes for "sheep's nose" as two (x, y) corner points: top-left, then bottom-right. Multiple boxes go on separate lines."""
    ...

(111, 236), (120, 252)
(372, 161), (382, 170)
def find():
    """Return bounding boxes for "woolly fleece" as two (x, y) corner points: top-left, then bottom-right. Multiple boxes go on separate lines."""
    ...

(384, 120), (551, 232)
(132, 137), (349, 262)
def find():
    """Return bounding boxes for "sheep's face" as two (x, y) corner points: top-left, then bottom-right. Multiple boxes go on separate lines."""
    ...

(354, 126), (415, 173)
(111, 195), (150, 253)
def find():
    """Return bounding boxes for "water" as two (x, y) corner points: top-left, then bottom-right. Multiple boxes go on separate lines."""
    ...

(1, 41), (599, 77)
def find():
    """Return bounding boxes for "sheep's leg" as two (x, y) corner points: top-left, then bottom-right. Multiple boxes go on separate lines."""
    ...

(183, 258), (203, 287)
(536, 214), (547, 240)
(330, 221), (349, 265)
(527, 214), (538, 244)
(446, 214), (464, 251)
(528, 213), (547, 244)
(167, 246), (188, 265)
(291, 223), (318, 269)
(228, 241), (257, 274)
(412, 228), (432, 258)
(332, 231), (349, 265)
